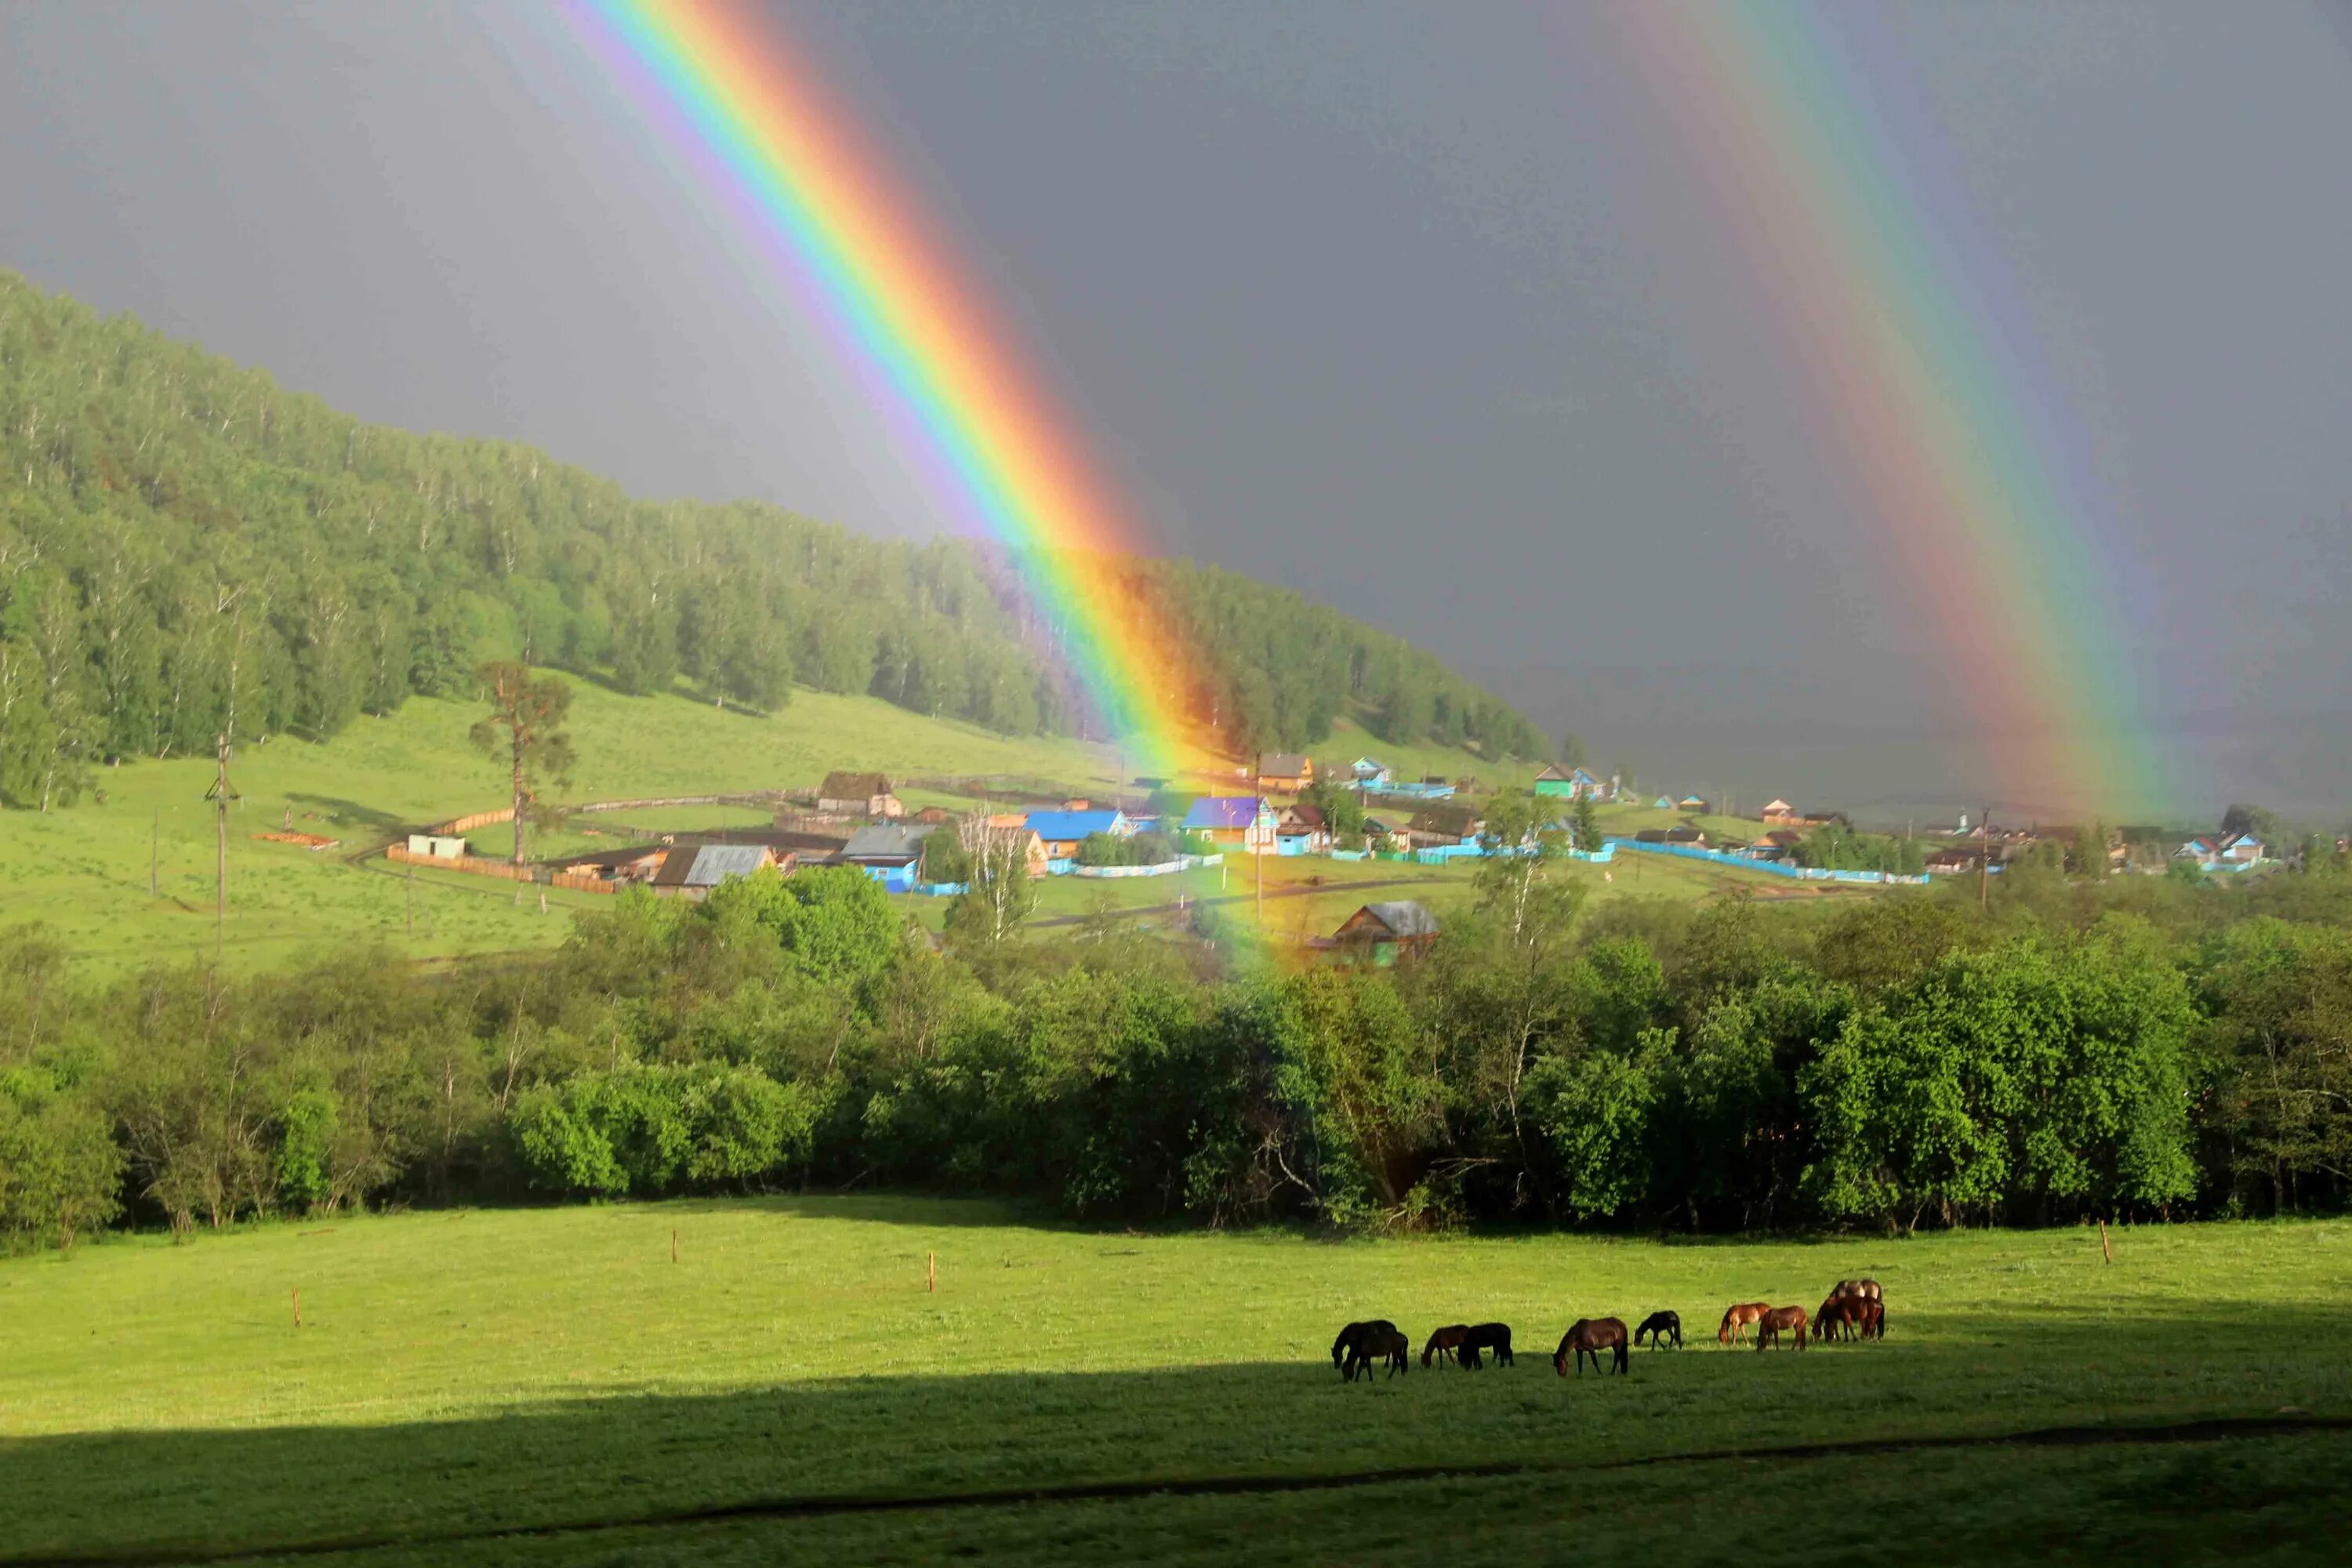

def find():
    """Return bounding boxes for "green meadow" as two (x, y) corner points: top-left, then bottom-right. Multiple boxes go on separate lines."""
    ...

(2, 1199), (2344, 1565)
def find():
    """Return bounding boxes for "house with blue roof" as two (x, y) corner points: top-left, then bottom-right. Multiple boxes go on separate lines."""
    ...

(1534, 765), (1603, 800)
(1025, 808), (1131, 859)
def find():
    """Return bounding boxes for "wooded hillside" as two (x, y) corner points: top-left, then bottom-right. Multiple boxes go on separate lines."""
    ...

(0, 271), (1539, 806)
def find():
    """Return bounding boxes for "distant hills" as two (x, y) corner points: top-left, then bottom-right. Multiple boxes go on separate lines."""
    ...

(0, 270), (1539, 808)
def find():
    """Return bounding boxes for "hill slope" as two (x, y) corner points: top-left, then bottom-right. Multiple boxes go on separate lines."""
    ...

(0, 270), (1540, 810)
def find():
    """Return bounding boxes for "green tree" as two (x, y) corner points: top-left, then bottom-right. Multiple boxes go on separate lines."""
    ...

(469, 662), (575, 868)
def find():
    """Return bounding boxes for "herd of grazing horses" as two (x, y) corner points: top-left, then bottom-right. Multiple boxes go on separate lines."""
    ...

(1330, 1280), (1884, 1382)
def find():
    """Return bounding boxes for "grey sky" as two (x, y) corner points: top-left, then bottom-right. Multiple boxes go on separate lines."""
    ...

(4, 2), (2349, 819)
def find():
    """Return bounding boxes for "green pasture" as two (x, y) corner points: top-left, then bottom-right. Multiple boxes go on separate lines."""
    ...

(2, 1200), (2345, 1565)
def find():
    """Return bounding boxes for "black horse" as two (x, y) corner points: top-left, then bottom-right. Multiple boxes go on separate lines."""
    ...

(1331, 1319), (1399, 1375)
(1460, 1322), (1514, 1368)
(1345, 1324), (1411, 1382)
(1633, 1310), (1682, 1349)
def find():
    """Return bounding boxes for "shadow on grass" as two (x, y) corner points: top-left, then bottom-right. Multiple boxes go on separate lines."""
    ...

(282, 795), (411, 836)
(6, 1307), (2351, 1566)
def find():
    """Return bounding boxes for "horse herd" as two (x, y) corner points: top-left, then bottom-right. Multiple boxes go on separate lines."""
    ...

(1330, 1279), (1886, 1381)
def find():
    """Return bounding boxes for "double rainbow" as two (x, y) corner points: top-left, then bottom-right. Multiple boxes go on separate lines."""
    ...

(575, 0), (1196, 782)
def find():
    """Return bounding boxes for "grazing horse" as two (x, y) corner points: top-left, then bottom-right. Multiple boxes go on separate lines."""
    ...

(1422, 1323), (1471, 1369)
(1828, 1279), (1886, 1340)
(1555, 1317), (1631, 1377)
(1461, 1323), (1514, 1369)
(1332, 1319), (1398, 1374)
(1755, 1305), (1809, 1352)
(1633, 1310), (1682, 1349)
(1346, 1324), (1411, 1382)
(1814, 1295), (1862, 1344)
(1718, 1301), (1770, 1345)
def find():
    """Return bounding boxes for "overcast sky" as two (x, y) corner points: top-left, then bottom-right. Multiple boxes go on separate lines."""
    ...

(4, 2), (2349, 818)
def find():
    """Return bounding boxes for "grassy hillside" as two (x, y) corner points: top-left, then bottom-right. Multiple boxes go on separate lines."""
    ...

(3, 679), (1669, 974)
(2, 1197), (2344, 1564)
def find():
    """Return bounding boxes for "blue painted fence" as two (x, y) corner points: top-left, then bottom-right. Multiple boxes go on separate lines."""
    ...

(1602, 838), (1929, 885)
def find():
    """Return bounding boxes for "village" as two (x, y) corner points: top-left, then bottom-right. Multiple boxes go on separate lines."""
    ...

(387, 751), (2296, 960)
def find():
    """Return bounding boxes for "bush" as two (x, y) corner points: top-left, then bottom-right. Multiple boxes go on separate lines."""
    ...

(509, 1064), (820, 1197)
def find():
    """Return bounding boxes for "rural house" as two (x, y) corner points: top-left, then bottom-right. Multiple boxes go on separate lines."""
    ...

(816, 771), (902, 818)
(1333, 900), (1440, 963)
(1350, 757), (1393, 788)
(1024, 808), (1131, 859)
(1184, 796), (1277, 851)
(1534, 765), (1603, 800)
(1678, 794), (1709, 812)
(1276, 802), (1331, 854)
(974, 815), (1052, 878)
(840, 822), (936, 891)
(1257, 753), (1314, 792)
(404, 833), (469, 860)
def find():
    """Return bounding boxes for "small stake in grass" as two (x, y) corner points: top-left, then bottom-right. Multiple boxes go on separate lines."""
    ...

(2099, 1217), (2114, 1265)
(671, 1228), (678, 1265)
(292, 1286), (302, 1328)
(928, 1251), (936, 1293)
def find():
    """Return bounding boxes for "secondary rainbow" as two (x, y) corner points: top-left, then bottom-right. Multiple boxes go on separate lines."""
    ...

(1602, 4), (2162, 816)
(573, 0), (1195, 781)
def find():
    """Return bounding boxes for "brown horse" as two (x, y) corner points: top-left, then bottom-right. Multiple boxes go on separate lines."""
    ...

(1461, 1323), (1514, 1369)
(1346, 1323), (1410, 1382)
(1555, 1317), (1630, 1377)
(1828, 1279), (1886, 1340)
(1814, 1295), (1862, 1343)
(1755, 1305), (1809, 1352)
(1718, 1301), (1770, 1345)
(1422, 1324), (1470, 1368)
(1332, 1319), (1398, 1374)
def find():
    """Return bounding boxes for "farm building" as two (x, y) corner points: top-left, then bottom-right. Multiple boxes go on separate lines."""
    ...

(1257, 753), (1314, 792)
(651, 843), (786, 897)
(1024, 808), (1131, 859)
(1184, 796), (1277, 851)
(405, 833), (469, 860)
(1678, 795), (1709, 812)
(816, 771), (902, 818)
(1334, 900), (1440, 963)
(1652, 795), (1675, 810)
(1406, 803), (1483, 847)
(1350, 757), (1393, 787)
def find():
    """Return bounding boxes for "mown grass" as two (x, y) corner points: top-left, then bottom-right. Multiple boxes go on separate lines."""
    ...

(2, 1198), (2346, 1564)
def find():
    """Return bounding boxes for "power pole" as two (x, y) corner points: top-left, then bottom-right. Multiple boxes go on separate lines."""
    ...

(1979, 805), (1992, 911)
(1253, 760), (1264, 932)
(205, 734), (239, 958)
(405, 858), (416, 941)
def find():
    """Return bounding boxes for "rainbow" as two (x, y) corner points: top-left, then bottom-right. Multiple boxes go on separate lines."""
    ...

(1599, 5), (2162, 817)
(572, 0), (1197, 782)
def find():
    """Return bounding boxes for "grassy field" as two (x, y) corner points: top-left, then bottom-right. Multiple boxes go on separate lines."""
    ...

(0, 677), (1818, 975)
(2, 1199), (2346, 1565)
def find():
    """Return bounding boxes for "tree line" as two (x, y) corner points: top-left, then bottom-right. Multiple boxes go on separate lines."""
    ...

(3, 829), (2348, 1251)
(0, 270), (1540, 808)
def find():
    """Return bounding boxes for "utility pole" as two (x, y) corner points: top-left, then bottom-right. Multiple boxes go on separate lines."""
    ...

(1253, 760), (1264, 932)
(1979, 804), (1992, 911)
(205, 734), (238, 958)
(405, 858), (416, 941)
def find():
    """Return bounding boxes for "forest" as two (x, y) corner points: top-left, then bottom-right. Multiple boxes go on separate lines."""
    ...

(0, 270), (1541, 808)
(3, 833), (2347, 1253)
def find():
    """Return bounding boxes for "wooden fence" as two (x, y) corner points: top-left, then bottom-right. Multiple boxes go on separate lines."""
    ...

(386, 841), (618, 894)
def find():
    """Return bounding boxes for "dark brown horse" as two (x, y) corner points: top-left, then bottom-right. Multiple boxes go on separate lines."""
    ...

(1755, 1305), (1809, 1351)
(1718, 1301), (1769, 1345)
(1421, 1323), (1470, 1368)
(1814, 1295), (1862, 1343)
(1346, 1323), (1411, 1382)
(1633, 1310), (1682, 1349)
(1827, 1279), (1886, 1340)
(1461, 1322), (1514, 1368)
(1555, 1317), (1630, 1376)
(1332, 1319), (1398, 1374)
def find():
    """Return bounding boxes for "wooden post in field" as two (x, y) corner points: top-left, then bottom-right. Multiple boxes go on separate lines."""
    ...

(671, 1228), (679, 1265)
(292, 1286), (302, 1328)
(927, 1250), (937, 1292)
(151, 811), (159, 897)
(2099, 1217), (2114, 1265)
